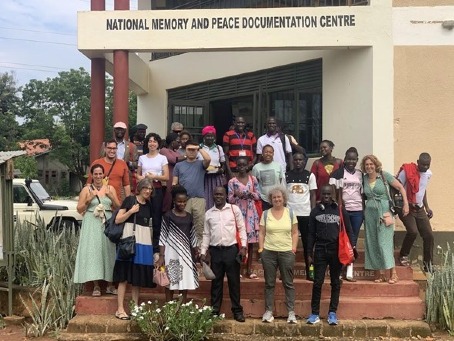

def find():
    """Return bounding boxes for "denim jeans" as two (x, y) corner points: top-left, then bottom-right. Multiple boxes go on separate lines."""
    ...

(261, 249), (295, 312)
(346, 210), (364, 247)
(310, 245), (342, 315)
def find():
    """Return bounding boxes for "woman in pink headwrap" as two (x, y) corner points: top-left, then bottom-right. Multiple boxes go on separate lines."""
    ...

(199, 126), (226, 210)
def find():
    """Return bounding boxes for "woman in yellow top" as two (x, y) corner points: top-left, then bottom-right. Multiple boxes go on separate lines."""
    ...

(258, 186), (299, 324)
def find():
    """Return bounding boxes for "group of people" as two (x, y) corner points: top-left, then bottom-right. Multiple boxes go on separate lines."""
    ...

(72, 117), (434, 325)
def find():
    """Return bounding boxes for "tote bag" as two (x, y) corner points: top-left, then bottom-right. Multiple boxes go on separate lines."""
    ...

(338, 203), (355, 266)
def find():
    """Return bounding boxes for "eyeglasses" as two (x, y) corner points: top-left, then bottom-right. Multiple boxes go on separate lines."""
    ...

(143, 187), (153, 191)
(106, 147), (117, 150)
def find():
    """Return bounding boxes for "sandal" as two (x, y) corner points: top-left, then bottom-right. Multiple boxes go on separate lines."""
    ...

(248, 273), (259, 280)
(399, 256), (411, 267)
(345, 277), (357, 282)
(92, 286), (101, 297)
(106, 286), (118, 295)
(388, 274), (399, 284)
(115, 311), (130, 320)
(374, 276), (387, 283)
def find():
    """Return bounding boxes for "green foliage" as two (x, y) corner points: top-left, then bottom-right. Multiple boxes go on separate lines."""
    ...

(11, 218), (82, 333)
(0, 72), (21, 151)
(426, 243), (454, 335)
(130, 298), (223, 341)
(14, 155), (38, 179)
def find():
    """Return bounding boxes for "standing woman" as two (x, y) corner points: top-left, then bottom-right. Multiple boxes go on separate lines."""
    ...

(361, 155), (409, 284)
(329, 147), (363, 282)
(137, 133), (169, 251)
(311, 140), (343, 202)
(156, 185), (199, 302)
(113, 178), (155, 320)
(199, 126), (226, 210)
(160, 133), (185, 212)
(228, 156), (261, 279)
(258, 186), (299, 324)
(74, 164), (120, 296)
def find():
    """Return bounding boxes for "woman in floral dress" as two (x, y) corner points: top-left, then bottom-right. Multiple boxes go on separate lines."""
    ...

(228, 156), (261, 279)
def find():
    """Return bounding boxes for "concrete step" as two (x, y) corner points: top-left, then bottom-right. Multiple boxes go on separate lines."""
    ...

(62, 315), (432, 340)
(75, 279), (424, 319)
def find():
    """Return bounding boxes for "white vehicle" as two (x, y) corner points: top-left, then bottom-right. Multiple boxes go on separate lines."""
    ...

(13, 179), (83, 230)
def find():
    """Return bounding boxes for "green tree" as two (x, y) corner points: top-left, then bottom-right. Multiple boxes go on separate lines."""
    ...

(0, 72), (21, 151)
(14, 155), (38, 179)
(19, 68), (138, 184)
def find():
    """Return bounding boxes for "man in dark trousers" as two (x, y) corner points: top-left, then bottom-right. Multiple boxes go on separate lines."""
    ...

(398, 152), (434, 272)
(306, 185), (354, 326)
(200, 187), (247, 322)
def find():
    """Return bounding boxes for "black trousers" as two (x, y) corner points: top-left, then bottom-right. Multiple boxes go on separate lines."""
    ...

(209, 245), (243, 315)
(297, 216), (311, 279)
(310, 245), (342, 315)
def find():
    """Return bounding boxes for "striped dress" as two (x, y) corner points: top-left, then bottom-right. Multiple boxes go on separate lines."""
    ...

(113, 196), (155, 288)
(159, 211), (199, 290)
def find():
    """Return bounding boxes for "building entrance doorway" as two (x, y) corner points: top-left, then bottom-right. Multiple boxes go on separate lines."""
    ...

(210, 96), (254, 145)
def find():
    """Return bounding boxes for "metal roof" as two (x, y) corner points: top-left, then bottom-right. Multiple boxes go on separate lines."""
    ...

(0, 151), (27, 165)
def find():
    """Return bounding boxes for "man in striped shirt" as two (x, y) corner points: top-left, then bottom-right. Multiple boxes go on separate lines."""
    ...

(222, 116), (257, 179)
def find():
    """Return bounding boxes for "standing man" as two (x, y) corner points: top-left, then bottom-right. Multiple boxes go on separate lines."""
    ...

(113, 121), (138, 168)
(170, 122), (184, 135)
(88, 139), (131, 203)
(172, 140), (211, 244)
(285, 152), (317, 280)
(130, 123), (148, 158)
(398, 153), (434, 272)
(306, 185), (354, 326)
(256, 117), (293, 173)
(223, 116), (257, 179)
(200, 187), (247, 322)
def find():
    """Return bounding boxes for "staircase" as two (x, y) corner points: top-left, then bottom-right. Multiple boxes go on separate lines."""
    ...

(74, 246), (425, 320)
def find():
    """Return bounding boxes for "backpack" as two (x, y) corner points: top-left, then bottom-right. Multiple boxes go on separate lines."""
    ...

(263, 207), (294, 228)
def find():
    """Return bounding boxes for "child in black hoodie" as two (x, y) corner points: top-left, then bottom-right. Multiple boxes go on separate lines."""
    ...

(306, 185), (354, 326)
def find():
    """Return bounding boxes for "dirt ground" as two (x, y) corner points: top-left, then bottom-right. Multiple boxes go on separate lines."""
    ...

(0, 324), (55, 341)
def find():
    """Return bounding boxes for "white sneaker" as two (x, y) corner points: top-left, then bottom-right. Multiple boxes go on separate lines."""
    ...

(262, 310), (274, 323)
(287, 311), (297, 324)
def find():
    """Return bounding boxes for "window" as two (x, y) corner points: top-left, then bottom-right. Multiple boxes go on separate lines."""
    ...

(13, 186), (30, 204)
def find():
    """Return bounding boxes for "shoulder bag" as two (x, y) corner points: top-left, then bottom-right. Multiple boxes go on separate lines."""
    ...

(338, 202), (355, 265)
(117, 199), (137, 260)
(231, 205), (247, 264)
(104, 209), (124, 243)
(380, 171), (403, 215)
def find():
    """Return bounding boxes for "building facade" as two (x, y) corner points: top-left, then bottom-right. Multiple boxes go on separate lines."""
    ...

(78, 0), (454, 231)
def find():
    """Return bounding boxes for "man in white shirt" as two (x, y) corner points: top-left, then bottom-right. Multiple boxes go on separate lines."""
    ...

(256, 117), (293, 173)
(398, 153), (434, 272)
(200, 187), (247, 322)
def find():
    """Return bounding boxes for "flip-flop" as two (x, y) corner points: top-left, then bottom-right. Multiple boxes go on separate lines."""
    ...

(249, 273), (259, 280)
(92, 286), (101, 297)
(115, 311), (130, 320)
(106, 286), (118, 295)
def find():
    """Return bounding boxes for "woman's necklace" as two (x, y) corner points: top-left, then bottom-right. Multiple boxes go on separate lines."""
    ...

(93, 184), (103, 191)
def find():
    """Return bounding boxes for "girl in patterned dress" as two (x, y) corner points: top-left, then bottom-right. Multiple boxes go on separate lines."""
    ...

(228, 156), (261, 279)
(157, 185), (199, 302)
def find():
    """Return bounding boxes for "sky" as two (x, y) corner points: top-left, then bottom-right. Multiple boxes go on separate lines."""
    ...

(0, 0), (137, 87)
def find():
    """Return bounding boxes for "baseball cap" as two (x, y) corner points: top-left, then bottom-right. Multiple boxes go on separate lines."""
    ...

(113, 121), (127, 129)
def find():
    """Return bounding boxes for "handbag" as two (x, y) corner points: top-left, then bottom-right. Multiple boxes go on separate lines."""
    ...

(202, 262), (216, 280)
(153, 268), (170, 287)
(381, 212), (394, 227)
(249, 176), (263, 219)
(104, 209), (124, 244)
(117, 207), (137, 260)
(338, 203), (355, 266)
(380, 171), (403, 215)
(230, 205), (247, 264)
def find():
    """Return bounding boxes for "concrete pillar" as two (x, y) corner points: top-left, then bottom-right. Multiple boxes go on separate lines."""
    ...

(113, 0), (130, 128)
(89, 0), (106, 164)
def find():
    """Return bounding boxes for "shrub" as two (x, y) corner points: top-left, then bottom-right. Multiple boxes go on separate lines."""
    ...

(426, 243), (454, 335)
(130, 297), (224, 341)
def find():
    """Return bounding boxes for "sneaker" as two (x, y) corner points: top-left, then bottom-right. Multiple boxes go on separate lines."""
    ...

(327, 312), (338, 325)
(262, 310), (274, 323)
(287, 311), (297, 324)
(306, 314), (320, 325)
(399, 256), (411, 267)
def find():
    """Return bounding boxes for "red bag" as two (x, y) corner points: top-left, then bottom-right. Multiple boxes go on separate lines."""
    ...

(338, 203), (355, 265)
(249, 176), (263, 219)
(231, 205), (248, 264)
